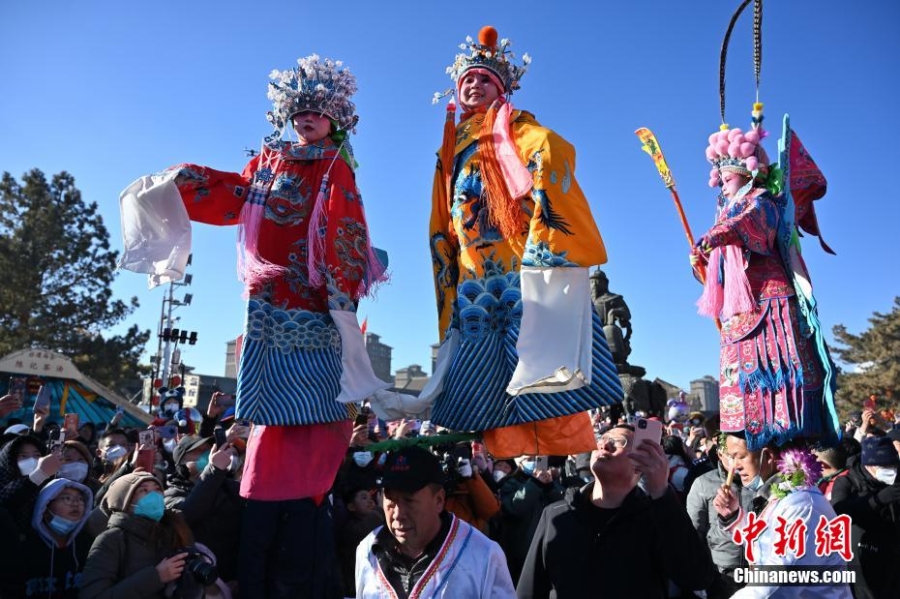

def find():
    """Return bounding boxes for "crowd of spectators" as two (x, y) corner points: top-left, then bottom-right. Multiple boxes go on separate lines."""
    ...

(2, 390), (899, 598)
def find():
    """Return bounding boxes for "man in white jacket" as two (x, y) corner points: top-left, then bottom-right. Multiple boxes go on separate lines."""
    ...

(355, 446), (515, 598)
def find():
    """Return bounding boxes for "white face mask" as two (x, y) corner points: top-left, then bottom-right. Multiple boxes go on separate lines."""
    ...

(492, 470), (507, 483)
(352, 452), (374, 468)
(103, 445), (127, 462)
(874, 467), (898, 486)
(162, 439), (177, 454)
(17, 457), (39, 476)
(57, 462), (89, 483)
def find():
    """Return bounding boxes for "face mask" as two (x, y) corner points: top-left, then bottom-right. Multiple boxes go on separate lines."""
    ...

(103, 445), (127, 462)
(133, 491), (165, 522)
(47, 514), (79, 536)
(163, 402), (179, 417)
(17, 457), (39, 476)
(162, 439), (177, 454)
(747, 475), (763, 491)
(352, 451), (373, 468)
(57, 462), (89, 483)
(492, 470), (507, 483)
(521, 460), (536, 476)
(194, 451), (210, 472)
(874, 467), (898, 486)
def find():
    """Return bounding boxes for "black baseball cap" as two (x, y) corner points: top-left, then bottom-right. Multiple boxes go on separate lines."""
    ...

(173, 435), (212, 466)
(378, 446), (443, 493)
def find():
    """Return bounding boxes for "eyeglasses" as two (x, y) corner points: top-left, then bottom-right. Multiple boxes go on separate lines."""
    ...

(597, 435), (629, 450)
(53, 494), (86, 506)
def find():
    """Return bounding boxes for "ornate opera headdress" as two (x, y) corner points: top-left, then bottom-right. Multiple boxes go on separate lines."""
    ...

(434, 26), (531, 104)
(705, 0), (769, 188)
(266, 54), (358, 133)
(433, 27), (535, 241)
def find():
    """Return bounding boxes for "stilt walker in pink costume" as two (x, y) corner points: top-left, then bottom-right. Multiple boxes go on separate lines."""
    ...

(691, 0), (840, 451)
(118, 55), (388, 597)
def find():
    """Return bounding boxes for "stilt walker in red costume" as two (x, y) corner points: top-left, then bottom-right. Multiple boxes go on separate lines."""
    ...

(118, 55), (387, 597)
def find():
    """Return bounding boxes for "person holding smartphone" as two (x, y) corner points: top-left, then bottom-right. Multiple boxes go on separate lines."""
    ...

(163, 435), (243, 585)
(517, 424), (715, 598)
(0, 433), (63, 531)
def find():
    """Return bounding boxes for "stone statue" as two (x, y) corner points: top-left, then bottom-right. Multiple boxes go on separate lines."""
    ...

(590, 269), (632, 363)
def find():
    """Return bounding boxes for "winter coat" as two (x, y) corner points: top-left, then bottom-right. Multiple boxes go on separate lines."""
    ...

(0, 435), (46, 531)
(78, 512), (171, 599)
(497, 470), (563, 583)
(444, 470), (501, 534)
(831, 457), (900, 599)
(686, 462), (755, 573)
(338, 510), (383, 597)
(164, 464), (244, 582)
(0, 480), (94, 598)
(517, 484), (716, 599)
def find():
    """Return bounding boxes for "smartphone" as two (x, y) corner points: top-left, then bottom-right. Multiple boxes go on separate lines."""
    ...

(534, 455), (549, 472)
(33, 385), (52, 412)
(354, 411), (369, 426)
(633, 417), (664, 451)
(48, 428), (64, 452)
(214, 427), (227, 449)
(8, 376), (26, 401)
(135, 448), (155, 472)
(63, 413), (80, 436)
(217, 394), (236, 407)
(138, 429), (155, 449)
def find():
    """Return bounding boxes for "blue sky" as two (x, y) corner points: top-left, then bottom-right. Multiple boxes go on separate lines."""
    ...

(1, 1), (897, 392)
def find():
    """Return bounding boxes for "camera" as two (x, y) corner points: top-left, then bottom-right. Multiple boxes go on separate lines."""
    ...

(638, 419), (648, 429)
(435, 443), (472, 490)
(179, 549), (218, 586)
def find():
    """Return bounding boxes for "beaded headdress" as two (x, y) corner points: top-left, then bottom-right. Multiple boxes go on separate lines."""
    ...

(434, 26), (530, 103)
(266, 54), (358, 133)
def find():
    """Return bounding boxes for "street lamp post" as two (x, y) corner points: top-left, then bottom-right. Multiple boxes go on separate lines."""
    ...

(154, 260), (199, 395)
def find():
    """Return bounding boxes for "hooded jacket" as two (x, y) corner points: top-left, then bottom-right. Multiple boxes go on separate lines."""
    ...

(0, 434), (48, 531)
(0, 479), (94, 598)
(78, 471), (173, 599)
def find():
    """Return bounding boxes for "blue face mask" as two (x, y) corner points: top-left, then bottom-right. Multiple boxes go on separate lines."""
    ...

(746, 475), (763, 491)
(47, 514), (79, 536)
(133, 491), (165, 522)
(521, 460), (536, 476)
(194, 451), (210, 472)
